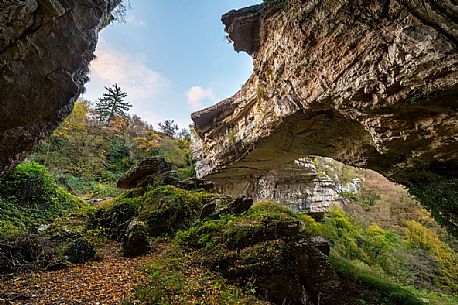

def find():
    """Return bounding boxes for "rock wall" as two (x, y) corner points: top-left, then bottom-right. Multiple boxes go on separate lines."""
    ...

(192, 0), (458, 232)
(0, 0), (120, 176)
(209, 157), (340, 213)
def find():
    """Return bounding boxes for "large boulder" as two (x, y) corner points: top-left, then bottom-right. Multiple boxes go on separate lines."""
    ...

(192, 0), (458, 234)
(178, 201), (341, 305)
(117, 157), (172, 189)
(0, 0), (120, 176)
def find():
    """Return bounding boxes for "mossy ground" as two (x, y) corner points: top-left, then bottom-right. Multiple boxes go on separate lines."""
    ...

(0, 162), (90, 239)
(124, 241), (268, 305)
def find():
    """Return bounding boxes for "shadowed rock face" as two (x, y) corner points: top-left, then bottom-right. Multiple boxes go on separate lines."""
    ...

(192, 0), (458, 232)
(0, 0), (120, 176)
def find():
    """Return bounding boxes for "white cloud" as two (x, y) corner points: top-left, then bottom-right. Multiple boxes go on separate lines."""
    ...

(126, 14), (145, 26)
(186, 86), (217, 111)
(89, 42), (168, 100)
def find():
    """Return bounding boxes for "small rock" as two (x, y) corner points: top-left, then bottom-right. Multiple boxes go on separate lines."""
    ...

(87, 197), (114, 205)
(200, 202), (217, 219)
(46, 261), (69, 271)
(123, 219), (150, 258)
(311, 236), (330, 256)
(228, 196), (253, 214)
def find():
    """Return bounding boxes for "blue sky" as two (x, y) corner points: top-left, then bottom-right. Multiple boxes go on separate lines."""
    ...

(83, 0), (261, 128)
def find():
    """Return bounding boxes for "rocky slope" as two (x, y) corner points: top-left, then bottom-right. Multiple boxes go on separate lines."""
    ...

(192, 0), (458, 232)
(0, 0), (120, 176)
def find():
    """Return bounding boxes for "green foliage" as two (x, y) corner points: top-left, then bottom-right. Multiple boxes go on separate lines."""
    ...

(56, 173), (122, 199)
(139, 186), (212, 236)
(31, 101), (196, 198)
(90, 186), (214, 240)
(95, 83), (131, 122)
(305, 206), (458, 296)
(0, 162), (55, 206)
(158, 119), (179, 138)
(0, 162), (86, 239)
(404, 220), (458, 292)
(176, 200), (302, 257)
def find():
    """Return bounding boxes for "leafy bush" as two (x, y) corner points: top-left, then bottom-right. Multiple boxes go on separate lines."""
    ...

(0, 162), (86, 238)
(0, 162), (55, 206)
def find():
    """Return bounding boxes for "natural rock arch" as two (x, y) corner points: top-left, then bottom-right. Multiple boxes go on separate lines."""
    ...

(192, 0), (458, 234)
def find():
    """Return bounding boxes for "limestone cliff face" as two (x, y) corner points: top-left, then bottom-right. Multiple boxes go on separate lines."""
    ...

(0, 0), (120, 176)
(192, 0), (458, 231)
(204, 156), (341, 214)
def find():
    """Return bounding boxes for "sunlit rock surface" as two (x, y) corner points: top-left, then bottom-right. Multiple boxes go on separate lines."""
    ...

(0, 0), (120, 176)
(192, 0), (458, 231)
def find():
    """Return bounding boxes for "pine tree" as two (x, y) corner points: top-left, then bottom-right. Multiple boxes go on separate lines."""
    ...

(158, 119), (179, 138)
(95, 84), (131, 122)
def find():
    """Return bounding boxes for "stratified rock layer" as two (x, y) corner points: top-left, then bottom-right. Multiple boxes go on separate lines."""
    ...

(0, 0), (120, 176)
(209, 157), (340, 214)
(192, 0), (458, 232)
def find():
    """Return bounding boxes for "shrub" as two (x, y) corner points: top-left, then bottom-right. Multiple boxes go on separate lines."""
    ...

(0, 162), (55, 206)
(63, 238), (96, 264)
(405, 220), (458, 293)
(0, 162), (86, 238)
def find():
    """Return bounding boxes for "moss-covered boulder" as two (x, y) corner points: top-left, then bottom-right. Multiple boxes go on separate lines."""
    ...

(177, 201), (341, 305)
(122, 218), (150, 258)
(139, 186), (216, 236)
(117, 157), (171, 189)
(89, 195), (142, 241)
(90, 185), (219, 239)
(63, 238), (96, 264)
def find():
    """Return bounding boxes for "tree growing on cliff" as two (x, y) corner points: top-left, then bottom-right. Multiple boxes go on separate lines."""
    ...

(95, 84), (131, 123)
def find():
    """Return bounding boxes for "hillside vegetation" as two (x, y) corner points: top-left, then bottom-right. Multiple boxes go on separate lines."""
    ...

(30, 100), (194, 199)
(0, 104), (456, 304)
